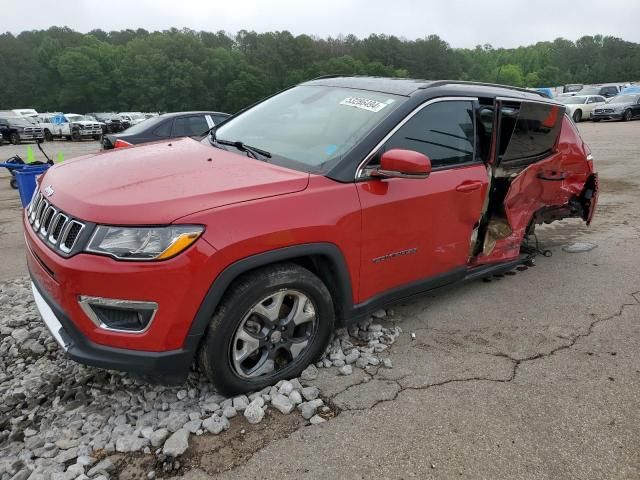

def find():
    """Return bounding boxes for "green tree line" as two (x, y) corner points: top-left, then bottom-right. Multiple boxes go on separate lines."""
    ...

(1, 27), (638, 114)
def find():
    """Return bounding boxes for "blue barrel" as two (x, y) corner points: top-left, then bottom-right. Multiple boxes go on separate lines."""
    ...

(15, 165), (50, 208)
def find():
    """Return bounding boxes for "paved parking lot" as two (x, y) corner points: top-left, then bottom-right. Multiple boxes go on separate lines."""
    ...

(1, 123), (639, 479)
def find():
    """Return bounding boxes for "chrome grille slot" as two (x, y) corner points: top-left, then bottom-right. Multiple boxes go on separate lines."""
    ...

(29, 193), (43, 223)
(28, 187), (87, 256)
(40, 206), (57, 235)
(27, 189), (39, 215)
(33, 199), (49, 230)
(48, 213), (68, 244)
(59, 221), (84, 253)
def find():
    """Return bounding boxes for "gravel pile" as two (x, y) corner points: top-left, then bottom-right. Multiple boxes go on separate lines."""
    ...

(0, 278), (400, 480)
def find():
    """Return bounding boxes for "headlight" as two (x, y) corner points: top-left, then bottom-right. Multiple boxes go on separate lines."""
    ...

(86, 225), (204, 261)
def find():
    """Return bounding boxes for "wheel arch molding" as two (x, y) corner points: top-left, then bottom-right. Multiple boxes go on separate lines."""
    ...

(183, 242), (355, 354)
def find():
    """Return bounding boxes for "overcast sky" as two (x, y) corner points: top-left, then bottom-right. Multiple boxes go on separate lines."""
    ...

(4, 0), (639, 48)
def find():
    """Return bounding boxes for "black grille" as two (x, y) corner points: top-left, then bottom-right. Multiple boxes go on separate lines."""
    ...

(63, 223), (82, 250)
(51, 215), (66, 240)
(42, 208), (55, 232)
(91, 305), (152, 331)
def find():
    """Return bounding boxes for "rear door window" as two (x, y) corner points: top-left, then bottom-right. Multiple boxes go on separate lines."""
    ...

(173, 115), (209, 137)
(153, 119), (173, 137)
(497, 101), (563, 168)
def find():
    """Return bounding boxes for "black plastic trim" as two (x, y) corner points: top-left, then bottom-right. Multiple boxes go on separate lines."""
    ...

(182, 243), (354, 352)
(31, 240), (532, 384)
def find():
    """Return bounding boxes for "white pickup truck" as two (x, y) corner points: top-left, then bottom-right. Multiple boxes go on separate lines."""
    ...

(38, 113), (103, 141)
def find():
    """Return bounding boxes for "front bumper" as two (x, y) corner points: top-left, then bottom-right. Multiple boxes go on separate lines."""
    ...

(24, 209), (223, 383)
(592, 112), (623, 121)
(19, 133), (45, 140)
(79, 129), (102, 137)
(30, 275), (193, 383)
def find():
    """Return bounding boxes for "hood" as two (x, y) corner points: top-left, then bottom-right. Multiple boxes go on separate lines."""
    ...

(604, 100), (630, 107)
(40, 138), (310, 224)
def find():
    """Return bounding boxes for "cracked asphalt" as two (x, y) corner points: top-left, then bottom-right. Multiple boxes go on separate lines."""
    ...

(1, 124), (639, 479)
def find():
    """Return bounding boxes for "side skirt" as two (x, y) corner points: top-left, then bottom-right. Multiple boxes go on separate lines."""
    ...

(342, 253), (532, 325)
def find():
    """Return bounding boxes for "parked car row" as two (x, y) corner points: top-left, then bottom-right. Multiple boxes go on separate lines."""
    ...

(0, 109), (198, 144)
(102, 111), (230, 149)
(0, 113), (44, 144)
(558, 93), (640, 123)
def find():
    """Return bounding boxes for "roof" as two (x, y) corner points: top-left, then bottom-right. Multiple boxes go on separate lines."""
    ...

(301, 75), (547, 101)
(303, 76), (435, 96)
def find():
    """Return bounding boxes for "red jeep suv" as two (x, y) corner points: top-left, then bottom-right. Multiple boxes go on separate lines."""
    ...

(25, 77), (598, 394)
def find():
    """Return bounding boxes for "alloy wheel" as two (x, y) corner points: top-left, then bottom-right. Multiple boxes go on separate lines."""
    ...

(230, 289), (318, 379)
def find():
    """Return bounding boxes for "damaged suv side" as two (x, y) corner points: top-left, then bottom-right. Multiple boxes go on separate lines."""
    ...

(26, 77), (597, 394)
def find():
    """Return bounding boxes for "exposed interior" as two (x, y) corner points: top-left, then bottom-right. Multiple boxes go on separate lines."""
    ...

(470, 97), (595, 264)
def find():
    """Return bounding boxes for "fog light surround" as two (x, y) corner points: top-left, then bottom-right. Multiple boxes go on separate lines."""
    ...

(78, 296), (158, 333)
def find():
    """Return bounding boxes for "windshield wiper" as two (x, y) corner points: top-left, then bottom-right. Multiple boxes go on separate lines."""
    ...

(210, 131), (271, 160)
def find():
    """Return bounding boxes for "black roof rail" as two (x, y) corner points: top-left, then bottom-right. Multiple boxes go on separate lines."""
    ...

(425, 80), (547, 98)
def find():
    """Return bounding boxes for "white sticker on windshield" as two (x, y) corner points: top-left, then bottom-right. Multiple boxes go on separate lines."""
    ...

(339, 97), (388, 112)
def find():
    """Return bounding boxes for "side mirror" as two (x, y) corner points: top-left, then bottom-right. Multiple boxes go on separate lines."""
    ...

(372, 149), (432, 179)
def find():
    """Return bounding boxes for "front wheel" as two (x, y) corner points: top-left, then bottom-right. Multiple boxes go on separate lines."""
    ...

(198, 263), (334, 395)
(71, 130), (81, 141)
(572, 110), (582, 123)
(9, 133), (20, 145)
(622, 109), (632, 122)
(44, 130), (53, 142)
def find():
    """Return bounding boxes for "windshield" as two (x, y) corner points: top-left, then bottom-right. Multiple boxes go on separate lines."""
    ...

(66, 114), (87, 122)
(578, 87), (601, 95)
(607, 95), (639, 104)
(562, 97), (587, 105)
(12, 117), (32, 126)
(212, 85), (404, 173)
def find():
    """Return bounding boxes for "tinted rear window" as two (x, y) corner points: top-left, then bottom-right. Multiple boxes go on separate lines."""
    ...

(498, 102), (563, 167)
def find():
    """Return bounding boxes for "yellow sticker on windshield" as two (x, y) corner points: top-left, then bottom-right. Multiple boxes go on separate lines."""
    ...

(339, 97), (388, 112)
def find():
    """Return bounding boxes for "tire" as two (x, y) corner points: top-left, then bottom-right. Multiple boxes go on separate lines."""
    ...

(572, 110), (582, 123)
(622, 109), (632, 122)
(198, 262), (335, 395)
(71, 130), (81, 141)
(9, 133), (20, 145)
(10, 178), (18, 189)
(44, 130), (53, 142)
